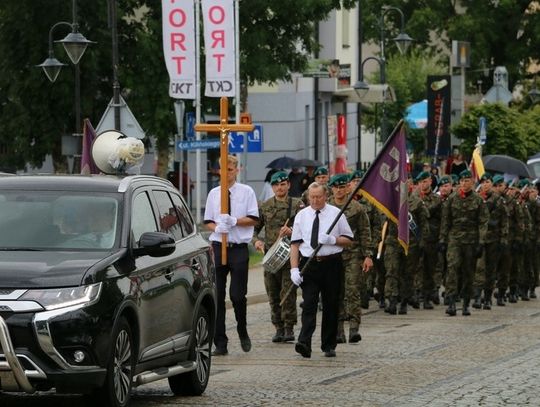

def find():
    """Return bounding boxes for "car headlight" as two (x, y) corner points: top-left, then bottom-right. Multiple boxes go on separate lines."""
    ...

(20, 283), (102, 311)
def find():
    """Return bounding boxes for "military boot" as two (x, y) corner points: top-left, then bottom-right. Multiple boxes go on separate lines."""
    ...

(520, 287), (530, 301)
(496, 292), (506, 306)
(282, 327), (295, 342)
(423, 293), (434, 310)
(462, 297), (471, 316)
(336, 321), (346, 343)
(272, 327), (284, 343)
(483, 290), (492, 310)
(385, 296), (398, 315)
(408, 294), (420, 309)
(398, 299), (408, 315)
(530, 288), (537, 299)
(378, 295), (386, 309)
(472, 288), (482, 309)
(432, 288), (441, 305)
(445, 295), (456, 316)
(348, 321), (362, 343)
(508, 287), (518, 303)
(361, 291), (370, 309)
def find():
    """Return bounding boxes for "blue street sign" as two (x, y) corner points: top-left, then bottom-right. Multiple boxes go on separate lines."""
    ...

(479, 116), (487, 145)
(177, 140), (220, 150)
(229, 124), (263, 153)
(185, 112), (196, 140)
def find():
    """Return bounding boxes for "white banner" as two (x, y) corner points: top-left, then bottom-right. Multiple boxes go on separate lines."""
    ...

(201, 0), (236, 97)
(162, 0), (196, 99)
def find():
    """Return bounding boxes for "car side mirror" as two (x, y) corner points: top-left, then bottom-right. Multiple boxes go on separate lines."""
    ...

(133, 232), (176, 258)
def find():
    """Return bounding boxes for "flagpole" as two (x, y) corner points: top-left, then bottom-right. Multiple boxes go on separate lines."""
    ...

(280, 120), (405, 306)
(195, 0), (202, 225)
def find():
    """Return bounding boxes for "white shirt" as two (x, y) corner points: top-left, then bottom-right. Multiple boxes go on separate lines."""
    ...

(204, 182), (259, 244)
(291, 203), (353, 257)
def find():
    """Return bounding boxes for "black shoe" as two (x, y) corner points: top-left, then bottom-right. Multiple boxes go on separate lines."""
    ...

(378, 297), (386, 309)
(295, 342), (311, 358)
(212, 347), (228, 356)
(496, 295), (506, 306)
(398, 301), (407, 315)
(323, 349), (336, 357)
(349, 328), (362, 343)
(462, 306), (471, 316)
(272, 328), (284, 343)
(530, 289), (537, 299)
(282, 327), (295, 342)
(483, 300), (492, 310)
(423, 300), (434, 310)
(240, 336), (252, 352)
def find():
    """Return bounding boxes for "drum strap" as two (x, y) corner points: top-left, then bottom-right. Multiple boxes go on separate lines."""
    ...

(286, 197), (292, 221)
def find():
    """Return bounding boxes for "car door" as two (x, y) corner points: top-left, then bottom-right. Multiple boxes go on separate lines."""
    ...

(130, 189), (177, 361)
(151, 189), (196, 351)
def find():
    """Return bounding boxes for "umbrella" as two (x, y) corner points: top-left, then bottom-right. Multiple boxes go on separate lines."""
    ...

(266, 155), (296, 169)
(293, 158), (323, 168)
(482, 155), (532, 178)
(404, 99), (427, 129)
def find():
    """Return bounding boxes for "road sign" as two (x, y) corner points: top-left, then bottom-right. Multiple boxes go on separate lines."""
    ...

(96, 95), (145, 139)
(177, 140), (220, 150)
(229, 124), (263, 153)
(479, 116), (487, 145)
(185, 112), (196, 140)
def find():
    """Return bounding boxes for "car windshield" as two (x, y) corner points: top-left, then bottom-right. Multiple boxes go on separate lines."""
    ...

(0, 191), (121, 250)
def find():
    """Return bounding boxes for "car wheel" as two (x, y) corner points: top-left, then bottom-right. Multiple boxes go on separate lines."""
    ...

(94, 316), (135, 407)
(168, 307), (211, 396)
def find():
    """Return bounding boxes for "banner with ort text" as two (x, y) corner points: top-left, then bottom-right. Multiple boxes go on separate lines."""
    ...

(201, 0), (236, 97)
(162, 0), (196, 99)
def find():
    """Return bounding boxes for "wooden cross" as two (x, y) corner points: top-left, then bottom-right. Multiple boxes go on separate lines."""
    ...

(194, 97), (254, 264)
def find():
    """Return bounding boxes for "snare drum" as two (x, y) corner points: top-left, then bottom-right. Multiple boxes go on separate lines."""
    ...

(262, 237), (291, 274)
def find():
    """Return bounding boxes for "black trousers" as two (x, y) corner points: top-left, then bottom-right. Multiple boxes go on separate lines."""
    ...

(212, 242), (249, 349)
(297, 254), (343, 352)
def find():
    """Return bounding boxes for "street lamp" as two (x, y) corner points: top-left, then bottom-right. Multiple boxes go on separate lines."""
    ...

(37, 0), (94, 140)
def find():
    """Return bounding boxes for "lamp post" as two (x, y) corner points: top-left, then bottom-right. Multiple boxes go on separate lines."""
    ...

(38, 0), (93, 141)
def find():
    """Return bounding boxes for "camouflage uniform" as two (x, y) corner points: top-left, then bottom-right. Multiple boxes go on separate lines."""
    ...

(383, 192), (428, 314)
(417, 188), (442, 307)
(531, 198), (540, 297)
(519, 199), (534, 299)
(253, 195), (304, 337)
(472, 189), (508, 308)
(439, 189), (489, 314)
(329, 196), (372, 332)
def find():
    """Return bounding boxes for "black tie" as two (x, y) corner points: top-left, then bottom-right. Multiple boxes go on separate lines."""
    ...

(310, 210), (320, 249)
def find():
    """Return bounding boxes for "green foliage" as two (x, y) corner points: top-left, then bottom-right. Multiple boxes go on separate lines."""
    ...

(451, 103), (540, 162)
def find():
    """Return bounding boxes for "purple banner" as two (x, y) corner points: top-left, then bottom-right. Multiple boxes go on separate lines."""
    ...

(81, 118), (99, 175)
(359, 122), (409, 252)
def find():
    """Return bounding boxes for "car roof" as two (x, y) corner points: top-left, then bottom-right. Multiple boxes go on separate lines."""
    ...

(0, 174), (173, 193)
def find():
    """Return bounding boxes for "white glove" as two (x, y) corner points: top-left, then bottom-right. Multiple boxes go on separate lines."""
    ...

(215, 223), (231, 234)
(218, 214), (237, 227)
(319, 233), (336, 245)
(290, 267), (303, 286)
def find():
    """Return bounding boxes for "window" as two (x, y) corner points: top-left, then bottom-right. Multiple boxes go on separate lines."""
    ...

(154, 190), (183, 240)
(170, 192), (194, 236)
(131, 192), (158, 243)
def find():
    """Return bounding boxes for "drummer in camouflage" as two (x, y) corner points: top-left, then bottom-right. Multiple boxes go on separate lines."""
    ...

(253, 171), (304, 342)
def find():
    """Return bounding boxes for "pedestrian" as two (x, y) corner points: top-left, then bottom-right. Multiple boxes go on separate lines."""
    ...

(288, 167), (305, 197)
(328, 173), (373, 343)
(439, 169), (489, 316)
(253, 171), (304, 343)
(289, 182), (354, 358)
(204, 155), (259, 356)
(301, 167), (329, 205)
(449, 153), (468, 176)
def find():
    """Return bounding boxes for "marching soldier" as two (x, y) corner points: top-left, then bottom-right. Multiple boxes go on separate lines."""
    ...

(415, 171), (442, 309)
(518, 179), (534, 301)
(529, 182), (540, 298)
(504, 181), (525, 303)
(472, 173), (509, 310)
(329, 173), (373, 343)
(253, 171), (304, 342)
(436, 175), (454, 304)
(439, 170), (489, 316)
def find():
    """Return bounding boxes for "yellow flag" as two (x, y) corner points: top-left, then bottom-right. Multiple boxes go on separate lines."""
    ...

(471, 147), (485, 180)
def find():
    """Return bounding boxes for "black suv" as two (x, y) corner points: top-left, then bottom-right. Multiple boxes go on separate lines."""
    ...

(0, 175), (216, 406)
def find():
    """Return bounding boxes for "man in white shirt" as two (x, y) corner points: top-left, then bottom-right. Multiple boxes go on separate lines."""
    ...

(290, 182), (353, 358)
(204, 155), (259, 356)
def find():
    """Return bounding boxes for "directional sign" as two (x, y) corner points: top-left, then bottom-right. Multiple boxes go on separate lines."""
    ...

(479, 116), (487, 145)
(185, 112), (196, 140)
(177, 140), (220, 150)
(229, 124), (263, 153)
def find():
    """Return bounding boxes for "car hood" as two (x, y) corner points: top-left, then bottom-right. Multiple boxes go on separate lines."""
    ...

(0, 250), (113, 288)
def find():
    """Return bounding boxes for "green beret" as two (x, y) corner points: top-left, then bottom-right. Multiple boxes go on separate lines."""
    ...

(451, 174), (459, 185)
(415, 171), (430, 182)
(459, 169), (472, 179)
(350, 170), (364, 180)
(438, 175), (451, 186)
(313, 166), (328, 177)
(492, 175), (505, 186)
(329, 173), (350, 187)
(518, 178), (531, 189)
(480, 172), (492, 181)
(270, 171), (289, 185)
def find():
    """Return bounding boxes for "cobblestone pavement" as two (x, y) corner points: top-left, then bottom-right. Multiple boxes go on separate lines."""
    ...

(3, 297), (540, 406)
